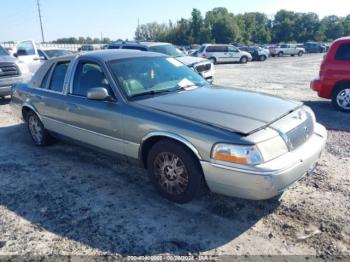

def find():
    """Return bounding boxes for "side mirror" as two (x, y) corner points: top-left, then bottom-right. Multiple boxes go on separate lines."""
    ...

(13, 53), (18, 58)
(87, 87), (113, 101)
(39, 56), (46, 61)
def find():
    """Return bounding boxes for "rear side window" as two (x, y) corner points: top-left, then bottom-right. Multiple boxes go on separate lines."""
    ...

(335, 44), (350, 61)
(40, 66), (52, 89)
(49, 62), (69, 92)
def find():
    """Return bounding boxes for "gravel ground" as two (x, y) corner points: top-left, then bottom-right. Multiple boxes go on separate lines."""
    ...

(0, 54), (349, 260)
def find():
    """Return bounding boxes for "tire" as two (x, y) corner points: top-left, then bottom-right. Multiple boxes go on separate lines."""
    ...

(278, 52), (283, 57)
(147, 140), (203, 203)
(209, 57), (217, 64)
(259, 55), (267, 61)
(26, 111), (53, 146)
(331, 85), (350, 112)
(240, 56), (248, 64)
(298, 51), (304, 57)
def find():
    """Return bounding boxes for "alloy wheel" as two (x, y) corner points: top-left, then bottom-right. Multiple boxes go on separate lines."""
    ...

(153, 152), (189, 196)
(28, 115), (43, 144)
(336, 88), (350, 110)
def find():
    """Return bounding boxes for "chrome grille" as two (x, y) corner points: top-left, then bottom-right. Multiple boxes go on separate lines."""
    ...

(194, 63), (211, 73)
(0, 63), (20, 78)
(285, 113), (314, 151)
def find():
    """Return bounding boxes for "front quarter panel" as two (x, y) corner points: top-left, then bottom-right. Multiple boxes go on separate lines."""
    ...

(122, 102), (248, 162)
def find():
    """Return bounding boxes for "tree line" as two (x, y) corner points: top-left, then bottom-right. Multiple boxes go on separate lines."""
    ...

(52, 36), (111, 44)
(135, 8), (350, 45)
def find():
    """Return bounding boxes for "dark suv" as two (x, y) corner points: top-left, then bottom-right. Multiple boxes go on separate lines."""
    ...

(304, 42), (327, 53)
(108, 41), (214, 82)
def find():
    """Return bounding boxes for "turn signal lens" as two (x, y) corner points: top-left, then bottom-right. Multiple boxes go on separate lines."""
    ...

(212, 144), (263, 165)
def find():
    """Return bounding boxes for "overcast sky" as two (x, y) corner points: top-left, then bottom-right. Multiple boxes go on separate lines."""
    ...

(1, 0), (350, 42)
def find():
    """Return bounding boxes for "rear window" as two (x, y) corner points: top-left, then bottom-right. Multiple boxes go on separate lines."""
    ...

(335, 43), (350, 61)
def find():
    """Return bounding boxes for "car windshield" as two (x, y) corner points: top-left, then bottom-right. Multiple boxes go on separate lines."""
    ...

(0, 46), (9, 56)
(109, 56), (208, 99)
(149, 44), (184, 57)
(43, 49), (73, 58)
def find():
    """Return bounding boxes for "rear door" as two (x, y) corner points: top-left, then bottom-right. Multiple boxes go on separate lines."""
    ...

(31, 60), (72, 130)
(61, 59), (127, 156)
(16, 41), (43, 74)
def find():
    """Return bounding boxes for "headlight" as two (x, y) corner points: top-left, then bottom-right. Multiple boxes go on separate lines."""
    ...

(303, 105), (316, 123)
(256, 136), (289, 162)
(212, 144), (263, 165)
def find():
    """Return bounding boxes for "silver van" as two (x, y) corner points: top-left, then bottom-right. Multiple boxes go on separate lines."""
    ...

(196, 44), (252, 64)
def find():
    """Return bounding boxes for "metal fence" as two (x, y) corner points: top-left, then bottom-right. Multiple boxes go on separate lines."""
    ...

(1, 42), (82, 51)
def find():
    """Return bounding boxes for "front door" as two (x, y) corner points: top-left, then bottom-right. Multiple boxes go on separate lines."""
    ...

(62, 60), (126, 156)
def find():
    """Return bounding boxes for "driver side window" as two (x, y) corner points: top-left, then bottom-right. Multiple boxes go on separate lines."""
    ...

(72, 62), (112, 97)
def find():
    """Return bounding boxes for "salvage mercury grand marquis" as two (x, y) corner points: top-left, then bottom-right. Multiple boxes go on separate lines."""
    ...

(11, 50), (327, 203)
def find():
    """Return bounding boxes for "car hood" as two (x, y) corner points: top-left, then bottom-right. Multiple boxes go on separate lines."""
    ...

(0, 55), (17, 63)
(176, 56), (209, 66)
(135, 86), (302, 135)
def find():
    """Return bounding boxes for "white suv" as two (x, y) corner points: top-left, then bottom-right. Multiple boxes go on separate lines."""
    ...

(196, 44), (252, 64)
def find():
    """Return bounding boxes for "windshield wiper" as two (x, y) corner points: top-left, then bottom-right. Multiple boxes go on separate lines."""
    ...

(130, 89), (173, 99)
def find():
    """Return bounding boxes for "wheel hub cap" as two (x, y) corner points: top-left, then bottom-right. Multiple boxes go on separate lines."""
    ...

(154, 152), (189, 195)
(337, 88), (350, 109)
(29, 116), (43, 143)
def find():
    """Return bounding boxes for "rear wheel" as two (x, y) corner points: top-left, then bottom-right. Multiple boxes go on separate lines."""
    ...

(147, 140), (203, 203)
(259, 55), (267, 61)
(26, 111), (54, 146)
(209, 57), (217, 64)
(240, 56), (248, 64)
(278, 52), (283, 57)
(332, 85), (350, 112)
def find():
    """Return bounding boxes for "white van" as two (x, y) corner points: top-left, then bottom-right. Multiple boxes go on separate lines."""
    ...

(196, 44), (252, 64)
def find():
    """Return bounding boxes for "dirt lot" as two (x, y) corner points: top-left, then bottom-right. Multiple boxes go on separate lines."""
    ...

(0, 54), (349, 260)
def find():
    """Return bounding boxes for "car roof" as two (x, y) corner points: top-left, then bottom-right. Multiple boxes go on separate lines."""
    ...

(42, 50), (166, 65)
(80, 49), (166, 61)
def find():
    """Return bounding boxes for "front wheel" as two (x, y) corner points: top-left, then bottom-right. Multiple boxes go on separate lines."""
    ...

(147, 140), (203, 203)
(298, 51), (304, 57)
(332, 85), (350, 112)
(27, 111), (53, 146)
(240, 56), (248, 64)
(278, 52), (283, 57)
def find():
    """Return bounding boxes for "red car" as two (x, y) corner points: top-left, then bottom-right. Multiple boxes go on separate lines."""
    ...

(311, 37), (350, 112)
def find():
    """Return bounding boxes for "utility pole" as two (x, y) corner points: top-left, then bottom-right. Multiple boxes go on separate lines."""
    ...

(36, 0), (45, 43)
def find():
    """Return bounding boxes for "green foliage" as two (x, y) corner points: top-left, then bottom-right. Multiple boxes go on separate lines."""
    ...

(53, 8), (350, 45)
(53, 36), (110, 44)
